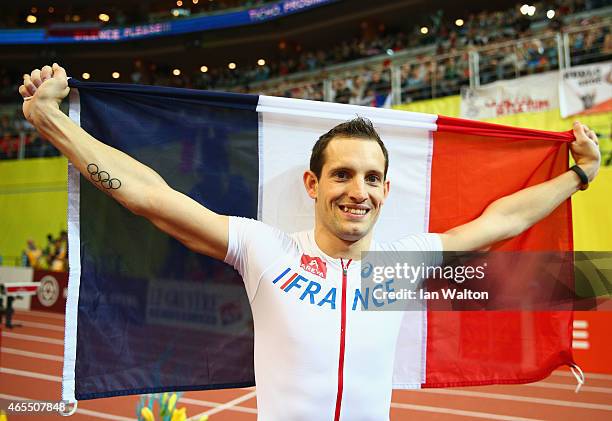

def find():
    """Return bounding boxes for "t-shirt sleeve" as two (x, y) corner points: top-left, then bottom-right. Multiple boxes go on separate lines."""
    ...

(382, 233), (443, 268)
(224, 216), (294, 301)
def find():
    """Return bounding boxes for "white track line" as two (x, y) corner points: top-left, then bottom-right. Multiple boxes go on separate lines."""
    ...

(526, 381), (612, 394)
(188, 390), (257, 419)
(1, 367), (61, 382)
(1, 367), (259, 417)
(180, 397), (257, 414)
(391, 402), (544, 421)
(1, 331), (63, 345)
(1, 367), (259, 416)
(15, 309), (66, 320)
(0, 393), (133, 421)
(417, 389), (612, 411)
(11, 319), (65, 332)
(73, 407), (135, 421)
(1, 347), (63, 362)
(552, 371), (612, 381)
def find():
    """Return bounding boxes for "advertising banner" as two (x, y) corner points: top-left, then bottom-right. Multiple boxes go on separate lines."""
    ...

(0, 0), (337, 44)
(559, 61), (612, 118)
(29, 270), (68, 314)
(460, 72), (559, 120)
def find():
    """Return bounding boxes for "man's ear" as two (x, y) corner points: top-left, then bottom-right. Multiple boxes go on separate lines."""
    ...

(382, 179), (390, 203)
(303, 170), (318, 200)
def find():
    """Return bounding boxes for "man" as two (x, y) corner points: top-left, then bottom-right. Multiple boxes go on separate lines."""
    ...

(20, 64), (600, 420)
(0, 285), (19, 329)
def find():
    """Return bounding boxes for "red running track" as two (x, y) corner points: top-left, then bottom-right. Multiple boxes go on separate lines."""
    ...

(2, 310), (612, 420)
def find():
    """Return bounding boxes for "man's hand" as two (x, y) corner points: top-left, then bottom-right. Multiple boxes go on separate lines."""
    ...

(18, 63), (70, 124)
(571, 121), (601, 182)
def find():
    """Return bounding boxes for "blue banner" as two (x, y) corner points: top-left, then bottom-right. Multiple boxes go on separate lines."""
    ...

(0, 0), (337, 45)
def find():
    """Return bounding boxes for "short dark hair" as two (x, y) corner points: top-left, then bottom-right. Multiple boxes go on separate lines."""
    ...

(309, 117), (389, 179)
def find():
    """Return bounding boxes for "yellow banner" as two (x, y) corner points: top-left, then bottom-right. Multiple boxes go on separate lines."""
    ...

(0, 157), (68, 264)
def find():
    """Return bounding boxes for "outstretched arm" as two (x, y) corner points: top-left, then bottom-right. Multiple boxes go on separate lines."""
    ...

(20, 64), (229, 260)
(440, 122), (601, 251)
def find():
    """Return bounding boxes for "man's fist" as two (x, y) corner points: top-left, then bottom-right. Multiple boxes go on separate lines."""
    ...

(571, 121), (601, 182)
(19, 63), (70, 123)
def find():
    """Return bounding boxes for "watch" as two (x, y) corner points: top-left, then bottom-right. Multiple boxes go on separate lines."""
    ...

(569, 165), (589, 191)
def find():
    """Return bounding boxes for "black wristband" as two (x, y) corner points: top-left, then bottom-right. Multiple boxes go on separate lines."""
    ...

(570, 165), (589, 191)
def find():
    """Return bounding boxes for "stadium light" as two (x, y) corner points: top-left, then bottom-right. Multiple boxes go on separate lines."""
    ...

(420, 26), (428, 34)
(112, 72), (120, 79)
(520, 4), (529, 15)
(200, 65), (208, 73)
(455, 19), (464, 27)
(82, 73), (90, 80)
(228, 62), (237, 70)
(547, 9), (555, 19)
(172, 69), (181, 76)
(257, 59), (266, 66)
(527, 6), (536, 16)
(26, 15), (37, 24)
(98, 13), (110, 22)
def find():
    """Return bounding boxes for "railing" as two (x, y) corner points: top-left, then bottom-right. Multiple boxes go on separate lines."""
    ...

(565, 22), (612, 66)
(0, 132), (61, 160)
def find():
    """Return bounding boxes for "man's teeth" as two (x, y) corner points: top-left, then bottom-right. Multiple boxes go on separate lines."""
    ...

(341, 206), (367, 215)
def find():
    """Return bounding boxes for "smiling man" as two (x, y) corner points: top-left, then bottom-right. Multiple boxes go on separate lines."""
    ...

(305, 119), (390, 253)
(20, 64), (601, 421)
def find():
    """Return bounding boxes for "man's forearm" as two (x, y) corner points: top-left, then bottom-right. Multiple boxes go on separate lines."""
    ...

(441, 123), (600, 251)
(485, 169), (582, 238)
(32, 103), (167, 213)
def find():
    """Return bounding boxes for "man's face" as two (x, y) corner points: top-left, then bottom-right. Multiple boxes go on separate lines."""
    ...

(304, 136), (390, 242)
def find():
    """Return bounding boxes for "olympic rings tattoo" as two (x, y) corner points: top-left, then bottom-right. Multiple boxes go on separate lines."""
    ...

(87, 163), (122, 190)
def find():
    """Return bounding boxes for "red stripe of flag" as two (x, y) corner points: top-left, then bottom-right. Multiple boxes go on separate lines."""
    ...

(424, 121), (574, 387)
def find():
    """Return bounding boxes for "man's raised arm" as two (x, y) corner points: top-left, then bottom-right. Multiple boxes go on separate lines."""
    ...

(20, 63), (229, 261)
(439, 121), (601, 252)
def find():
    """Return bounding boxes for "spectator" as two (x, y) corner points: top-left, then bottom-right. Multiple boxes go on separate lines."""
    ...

(24, 239), (42, 268)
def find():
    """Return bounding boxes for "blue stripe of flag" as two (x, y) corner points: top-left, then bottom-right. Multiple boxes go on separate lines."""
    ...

(67, 79), (259, 399)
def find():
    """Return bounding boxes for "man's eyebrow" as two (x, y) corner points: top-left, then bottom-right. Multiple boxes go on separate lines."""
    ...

(327, 166), (352, 174)
(326, 167), (384, 177)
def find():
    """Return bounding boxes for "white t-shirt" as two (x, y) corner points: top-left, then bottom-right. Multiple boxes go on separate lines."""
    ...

(225, 216), (442, 421)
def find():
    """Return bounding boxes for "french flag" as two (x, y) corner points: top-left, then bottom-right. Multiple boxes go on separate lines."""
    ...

(62, 79), (575, 403)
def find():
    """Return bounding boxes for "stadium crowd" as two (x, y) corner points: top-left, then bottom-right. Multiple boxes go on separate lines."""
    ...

(0, 0), (610, 159)
(0, 109), (61, 159)
(22, 230), (68, 272)
(135, 0), (610, 92)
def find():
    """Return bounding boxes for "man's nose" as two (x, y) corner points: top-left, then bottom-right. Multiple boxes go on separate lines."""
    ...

(348, 179), (368, 202)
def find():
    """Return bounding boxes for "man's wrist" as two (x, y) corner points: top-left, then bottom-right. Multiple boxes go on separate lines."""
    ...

(578, 162), (600, 182)
(569, 165), (589, 190)
(30, 100), (61, 128)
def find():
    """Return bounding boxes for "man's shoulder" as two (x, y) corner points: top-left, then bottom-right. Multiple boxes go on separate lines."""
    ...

(228, 216), (299, 249)
(375, 232), (443, 252)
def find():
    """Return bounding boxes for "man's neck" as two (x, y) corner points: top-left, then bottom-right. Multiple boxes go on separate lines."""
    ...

(313, 225), (373, 261)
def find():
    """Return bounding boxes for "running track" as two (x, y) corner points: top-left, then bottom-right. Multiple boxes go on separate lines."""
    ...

(2, 310), (611, 420)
